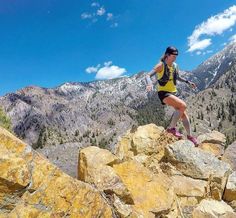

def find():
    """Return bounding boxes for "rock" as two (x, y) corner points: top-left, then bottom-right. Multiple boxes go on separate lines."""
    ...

(13, 168), (112, 217)
(0, 126), (32, 211)
(78, 146), (133, 204)
(6, 203), (56, 217)
(192, 199), (236, 218)
(224, 171), (236, 202)
(115, 130), (135, 161)
(197, 131), (226, 145)
(132, 124), (164, 155)
(222, 141), (236, 170)
(115, 124), (177, 161)
(198, 143), (224, 157)
(113, 194), (132, 218)
(164, 140), (232, 199)
(132, 154), (149, 165)
(0, 153), (31, 211)
(171, 175), (208, 199)
(0, 127), (113, 217)
(29, 152), (57, 191)
(113, 160), (175, 217)
(228, 200), (236, 211)
(78, 146), (119, 180)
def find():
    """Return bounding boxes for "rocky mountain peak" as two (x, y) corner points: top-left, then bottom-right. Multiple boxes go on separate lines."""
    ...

(190, 41), (236, 90)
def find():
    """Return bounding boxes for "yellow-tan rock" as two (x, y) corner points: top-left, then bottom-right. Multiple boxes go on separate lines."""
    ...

(198, 143), (224, 157)
(171, 175), (208, 199)
(115, 124), (178, 162)
(113, 194), (132, 218)
(197, 131), (226, 145)
(113, 160), (175, 217)
(0, 127), (32, 211)
(78, 146), (133, 204)
(78, 145), (118, 180)
(0, 127), (113, 217)
(192, 199), (236, 217)
(115, 129), (135, 161)
(132, 124), (164, 154)
(223, 171), (236, 202)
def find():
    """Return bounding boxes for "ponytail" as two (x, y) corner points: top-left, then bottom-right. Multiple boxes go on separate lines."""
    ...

(160, 53), (168, 62)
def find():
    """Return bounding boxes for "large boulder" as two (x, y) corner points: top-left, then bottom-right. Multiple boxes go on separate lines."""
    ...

(0, 126), (112, 217)
(78, 145), (119, 180)
(113, 160), (176, 217)
(78, 146), (133, 204)
(164, 140), (232, 200)
(115, 123), (177, 161)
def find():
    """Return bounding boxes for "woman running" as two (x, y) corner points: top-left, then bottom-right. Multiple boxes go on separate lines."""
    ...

(146, 46), (198, 146)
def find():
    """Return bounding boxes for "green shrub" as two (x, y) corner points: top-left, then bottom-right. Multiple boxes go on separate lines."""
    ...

(0, 107), (12, 132)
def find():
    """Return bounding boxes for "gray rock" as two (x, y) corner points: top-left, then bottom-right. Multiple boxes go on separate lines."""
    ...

(222, 141), (236, 171)
(165, 140), (231, 180)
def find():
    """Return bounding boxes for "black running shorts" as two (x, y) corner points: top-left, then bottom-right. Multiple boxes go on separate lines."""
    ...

(158, 91), (176, 105)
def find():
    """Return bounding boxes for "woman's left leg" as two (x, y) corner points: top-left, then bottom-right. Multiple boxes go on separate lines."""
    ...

(181, 111), (191, 136)
(181, 111), (198, 146)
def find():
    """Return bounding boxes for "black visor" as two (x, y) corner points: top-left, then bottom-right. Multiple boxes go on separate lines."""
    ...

(165, 46), (178, 55)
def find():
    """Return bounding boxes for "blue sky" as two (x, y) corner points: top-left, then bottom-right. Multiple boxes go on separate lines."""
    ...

(0, 0), (236, 96)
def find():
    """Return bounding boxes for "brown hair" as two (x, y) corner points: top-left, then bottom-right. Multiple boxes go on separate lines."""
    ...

(160, 53), (169, 62)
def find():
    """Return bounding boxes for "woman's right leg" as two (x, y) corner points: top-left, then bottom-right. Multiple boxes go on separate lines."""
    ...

(163, 95), (198, 145)
(163, 95), (187, 138)
(163, 94), (187, 127)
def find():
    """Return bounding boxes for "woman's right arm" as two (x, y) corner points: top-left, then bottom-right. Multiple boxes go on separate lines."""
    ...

(145, 62), (163, 91)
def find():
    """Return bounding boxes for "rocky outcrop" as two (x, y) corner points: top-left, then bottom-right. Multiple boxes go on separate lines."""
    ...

(78, 124), (236, 217)
(2, 123), (236, 217)
(0, 126), (112, 217)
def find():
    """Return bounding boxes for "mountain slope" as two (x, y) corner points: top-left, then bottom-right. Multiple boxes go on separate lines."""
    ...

(188, 42), (236, 90)
(0, 72), (167, 150)
(187, 62), (236, 144)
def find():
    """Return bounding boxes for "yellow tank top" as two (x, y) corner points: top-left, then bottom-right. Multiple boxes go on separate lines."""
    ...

(157, 62), (177, 93)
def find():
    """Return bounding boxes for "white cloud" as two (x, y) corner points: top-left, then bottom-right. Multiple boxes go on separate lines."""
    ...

(81, 2), (118, 27)
(97, 7), (106, 16)
(230, 34), (236, 42)
(188, 39), (212, 52)
(188, 5), (236, 52)
(86, 64), (101, 73)
(107, 13), (113, 21)
(104, 61), (112, 67)
(96, 65), (127, 80)
(91, 2), (100, 7)
(86, 61), (127, 80)
(81, 12), (92, 19)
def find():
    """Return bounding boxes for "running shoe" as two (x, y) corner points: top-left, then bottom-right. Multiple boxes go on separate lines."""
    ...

(166, 127), (183, 139)
(187, 135), (198, 146)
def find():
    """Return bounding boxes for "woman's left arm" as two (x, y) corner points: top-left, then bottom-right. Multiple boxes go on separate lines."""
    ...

(176, 65), (197, 89)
